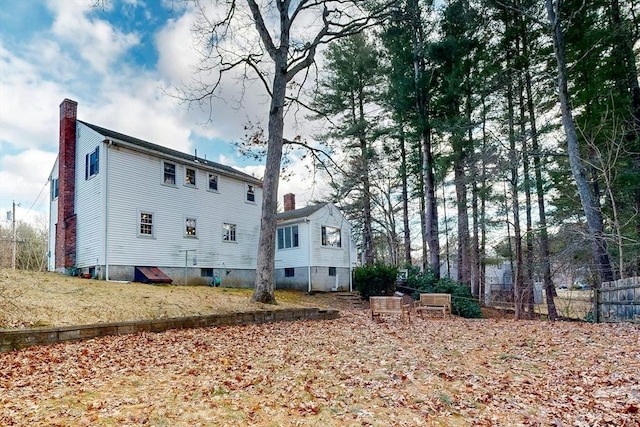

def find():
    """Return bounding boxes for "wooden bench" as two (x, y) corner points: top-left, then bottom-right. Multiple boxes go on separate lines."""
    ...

(370, 296), (412, 322)
(415, 293), (451, 318)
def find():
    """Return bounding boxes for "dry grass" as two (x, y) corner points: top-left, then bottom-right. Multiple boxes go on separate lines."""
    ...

(0, 269), (341, 329)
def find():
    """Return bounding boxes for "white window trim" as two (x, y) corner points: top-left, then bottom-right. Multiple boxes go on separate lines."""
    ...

(184, 216), (198, 238)
(207, 173), (219, 193)
(138, 210), (156, 238)
(245, 183), (256, 204)
(321, 225), (342, 248)
(184, 167), (197, 187)
(277, 225), (299, 250)
(86, 146), (100, 180)
(222, 222), (237, 243)
(162, 160), (177, 187)
(51, 177), (59, 200)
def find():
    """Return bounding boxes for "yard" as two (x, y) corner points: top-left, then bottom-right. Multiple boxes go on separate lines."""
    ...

(1, 270), (639, 426)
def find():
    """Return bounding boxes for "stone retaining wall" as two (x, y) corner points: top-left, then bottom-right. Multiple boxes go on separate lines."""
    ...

(0, 307), (339, 352)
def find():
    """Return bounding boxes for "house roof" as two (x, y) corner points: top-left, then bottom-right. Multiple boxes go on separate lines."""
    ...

(276, 202), (327, 222)
(78, 120), (262, 185)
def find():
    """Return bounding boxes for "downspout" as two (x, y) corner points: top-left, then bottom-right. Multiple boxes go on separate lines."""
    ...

(306, 219), (312, 293)
(104, 140), (112, 280)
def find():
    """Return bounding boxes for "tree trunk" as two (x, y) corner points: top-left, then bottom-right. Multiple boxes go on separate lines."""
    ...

(422, 128), (440, 277)
(524, 46), (558, 320)
(546, 0), (615, 284)
(508, 69), (524, 320)
(399, 122), (412, 265)
(252, 61), (287, 304)
(409, 0), (439, 276)
(518, 66), (535, 316)
(360, 90), (375, 265)
(455, 156), (470, 284)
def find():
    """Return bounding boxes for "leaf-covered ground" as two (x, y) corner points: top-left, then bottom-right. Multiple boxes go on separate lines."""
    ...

(2, 307), (639, 426)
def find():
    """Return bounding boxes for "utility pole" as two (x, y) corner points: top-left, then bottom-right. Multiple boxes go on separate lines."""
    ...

(11, 200), (16, 269)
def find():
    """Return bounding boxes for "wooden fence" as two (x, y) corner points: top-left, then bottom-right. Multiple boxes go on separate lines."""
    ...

(597, 277), (640, 323)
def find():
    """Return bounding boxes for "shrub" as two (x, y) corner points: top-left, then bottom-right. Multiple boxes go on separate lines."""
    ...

(407, 268), (482, 318)
(354, 263), (399, 299)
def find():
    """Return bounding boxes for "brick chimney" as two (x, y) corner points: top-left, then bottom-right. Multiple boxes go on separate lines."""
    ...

(284, 193), (296, 211)
(55, 99), (78, 270)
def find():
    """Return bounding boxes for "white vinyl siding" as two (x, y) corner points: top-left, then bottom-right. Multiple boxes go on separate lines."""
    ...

(274, 222), (310, 269)
(47, 159), (60, 271)
(104, 144), (261, 269)
(309, 207), (352, 268)
(74, 123), (105, 268)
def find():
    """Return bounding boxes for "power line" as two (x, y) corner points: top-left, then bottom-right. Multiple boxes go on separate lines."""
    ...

(22, 180), (49, 223)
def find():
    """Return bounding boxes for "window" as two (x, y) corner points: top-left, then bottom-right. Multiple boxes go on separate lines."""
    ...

(139, 212), (154, 237)
(185, 217), (197, 237)
(321, 226), (341, 247)
(329, 267), (337, 276)
(185, 167), (196, 186)
(223, 223), (236, 242)
(208, 173), (218, 191)
(201, 268), (214, 277)
(164, 162), (176, 185)
(85, 147), (99, 179)
(50, 178), (59, 200)
(277, 225), (299, 249)
(246, 184), (255, 202)
(285, 268), (295, 277)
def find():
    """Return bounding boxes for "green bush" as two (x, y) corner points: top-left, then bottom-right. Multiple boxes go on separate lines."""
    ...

(407, 268), (482, 318)
(354, 263), (399, 299)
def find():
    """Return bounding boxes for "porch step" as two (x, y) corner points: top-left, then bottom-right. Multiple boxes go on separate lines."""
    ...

(336, 292), (364, 305)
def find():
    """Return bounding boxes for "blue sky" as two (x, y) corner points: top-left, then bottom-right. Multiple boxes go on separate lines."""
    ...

(0, 0), (327, 226)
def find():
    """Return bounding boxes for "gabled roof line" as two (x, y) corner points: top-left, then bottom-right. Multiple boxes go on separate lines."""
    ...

(78, 120), (262, 185)
(276, 202), (327, 221)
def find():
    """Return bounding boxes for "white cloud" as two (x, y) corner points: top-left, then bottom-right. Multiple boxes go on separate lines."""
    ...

(80, 74), (194, 152)
(0, 45), (70, 151)
(0, 149), (57, 224)
(48, 0), (140, 73)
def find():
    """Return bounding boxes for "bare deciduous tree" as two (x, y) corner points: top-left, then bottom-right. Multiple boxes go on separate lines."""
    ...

(182, 0), (391, 303)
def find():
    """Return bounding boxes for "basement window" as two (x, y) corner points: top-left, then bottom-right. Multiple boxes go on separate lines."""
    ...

(329, 267), (337, 276)
(285, 268), (295, 277)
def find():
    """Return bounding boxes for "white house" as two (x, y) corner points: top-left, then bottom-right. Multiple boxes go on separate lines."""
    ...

(274, 194), (356, 292)
(48, 99), (263, 285)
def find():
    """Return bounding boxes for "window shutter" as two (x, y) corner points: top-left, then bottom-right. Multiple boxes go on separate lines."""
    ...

(85, 153), (89, 180)
(95, 147), (99, 174)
